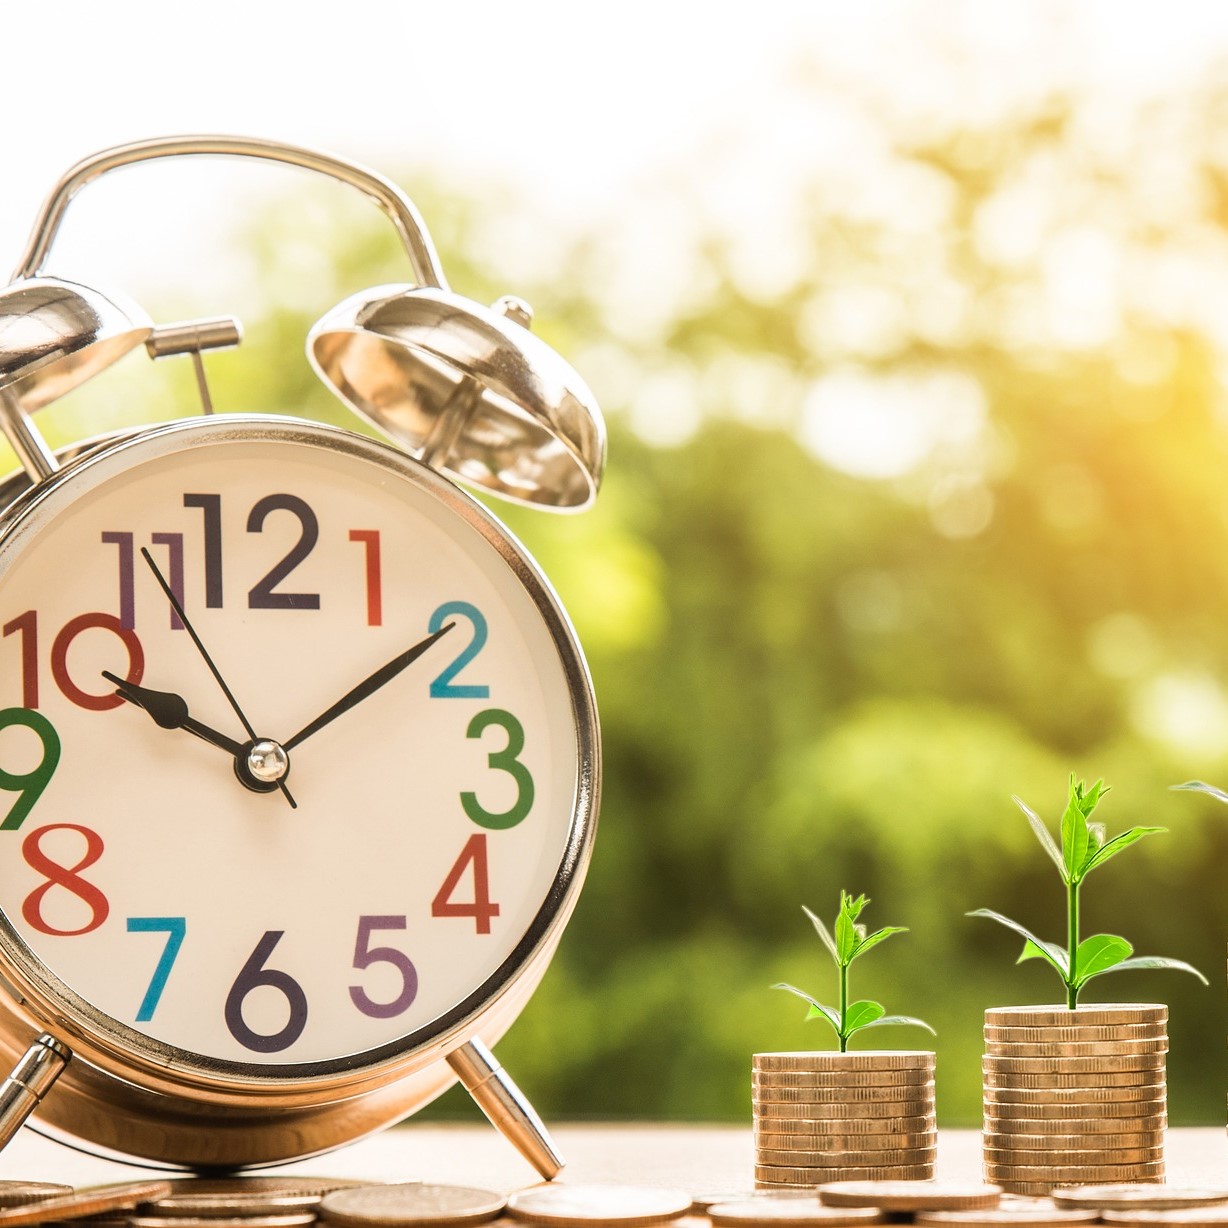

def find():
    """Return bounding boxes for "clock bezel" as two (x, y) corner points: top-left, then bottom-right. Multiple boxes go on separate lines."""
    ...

(0, 413), (600, 1094)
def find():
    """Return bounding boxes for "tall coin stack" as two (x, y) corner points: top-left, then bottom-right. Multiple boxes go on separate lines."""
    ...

(752, 1051), (936, 1188)
(982, 1003), (1167, 1195)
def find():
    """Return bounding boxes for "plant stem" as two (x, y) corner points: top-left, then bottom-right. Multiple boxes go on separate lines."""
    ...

(838, 959), (849, 1053)
(1066, 877), (1080, 1009)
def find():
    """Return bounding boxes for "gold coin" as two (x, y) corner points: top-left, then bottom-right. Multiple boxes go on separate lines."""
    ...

(985, 1164), (1165, 1184)
(754, 1069), (933, 1088)
(709, 1202), (884, 1226)
(757, 1116), (935, 1136)
(1051, 1188), (1228, 1211)
(0, 1187), (73, 1210)
(983, 1078), (1164, 1097)
(984, 1006), (1166, 1028)
(691, 1193), (815, 1213)
(984, 1146), (1164, 1166)
(152, 1180), (375, 1216)
(756, 1131), (937, 1152)
(817, 1183), (1001, 1211)
(983, 1130), (1164, 1148)
(1101, 1211), (1228, 1225)
(982, 1054), (1165, 1074)
(0, 1183), (173, 1226)
(755, 1081), (935, 1103)
(132, 1218), (318, 1228)
(916, 1210), (1097, 1226)
(757, 1167), (934, 1187)
(505, 1185), (693, 1227)
(985, 1040), (1169, 1058)
(984, 1025), (1166, 1045)
(320, 1184), (505, 1227)
(757, 1148), (935, 1168)
(755, 1100), (932, 1120)
(982, 1096), (1165, 1119)
(754, 1053), (934, 1072)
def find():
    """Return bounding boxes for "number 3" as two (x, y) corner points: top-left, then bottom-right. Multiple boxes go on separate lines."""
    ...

(461, 709), (534, 830)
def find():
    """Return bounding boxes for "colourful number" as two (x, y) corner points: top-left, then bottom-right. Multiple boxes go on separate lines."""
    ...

(349, 915), (417, 1018)
(21, 823), (109, 936)
(0, 709), (60, 830)
(150, 533), (185, 630)
(101, 532), (136, 629)
(224, 930), (308, 1053)
(349, 530), (383, 627)
(461, 709), (534, 829)
(247, 495), (321, 610)
(431, 833), (501, 934)
(3, 611), (38, 708)
(49, 613), (144, 711)
(127, 916), (186, 1021)
(429, 603), (490, 699)
(184, 493), (223, 608)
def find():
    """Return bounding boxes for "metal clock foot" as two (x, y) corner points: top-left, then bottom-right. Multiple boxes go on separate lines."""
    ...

(0, 1034), (70, 1153)
(448, 1038), (564, 1179)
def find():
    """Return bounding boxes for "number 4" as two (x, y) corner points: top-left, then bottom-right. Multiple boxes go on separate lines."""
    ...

(431, 834), (500, 934)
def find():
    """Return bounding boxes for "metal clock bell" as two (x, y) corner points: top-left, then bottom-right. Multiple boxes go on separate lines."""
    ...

(0, 137), (604, 1175)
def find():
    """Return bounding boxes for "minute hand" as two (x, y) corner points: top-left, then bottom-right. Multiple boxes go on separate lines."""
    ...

(283, 622), (455, 752)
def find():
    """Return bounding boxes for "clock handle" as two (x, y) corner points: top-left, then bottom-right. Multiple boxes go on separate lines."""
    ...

(448, 1038), (564, 1180)
(0, 1033), (70, 1153)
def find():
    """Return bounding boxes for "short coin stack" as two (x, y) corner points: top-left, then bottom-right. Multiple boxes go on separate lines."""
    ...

(982, 1004), (1168, 1195)
(753, 1051), (936, 1188)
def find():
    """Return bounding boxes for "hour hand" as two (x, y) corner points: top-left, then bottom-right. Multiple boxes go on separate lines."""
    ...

(103, 672), (244, 756)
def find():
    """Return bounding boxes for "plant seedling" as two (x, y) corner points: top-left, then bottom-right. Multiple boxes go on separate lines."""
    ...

(969, 774), (1207, 1009)
(773, 890), (934, 1052)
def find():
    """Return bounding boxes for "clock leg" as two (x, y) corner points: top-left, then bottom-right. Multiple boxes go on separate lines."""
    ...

(447, 1038), (564, 1179)
(0, 1034), (70, 1152)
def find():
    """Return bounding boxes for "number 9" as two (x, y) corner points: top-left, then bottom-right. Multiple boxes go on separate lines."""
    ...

(0, 708), (61, 831)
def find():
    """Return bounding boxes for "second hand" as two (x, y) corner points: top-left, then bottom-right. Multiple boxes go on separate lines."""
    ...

(140, 547), (297, 809)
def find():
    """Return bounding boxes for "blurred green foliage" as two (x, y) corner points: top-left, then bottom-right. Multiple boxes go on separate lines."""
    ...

(12, 70), (1228, 1126)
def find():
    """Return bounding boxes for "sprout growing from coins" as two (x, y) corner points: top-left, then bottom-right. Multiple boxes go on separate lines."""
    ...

(773, 890), (935, 1052)
(969, 774), (1207, 1009)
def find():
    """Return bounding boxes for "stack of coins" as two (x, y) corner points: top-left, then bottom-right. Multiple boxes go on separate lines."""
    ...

(753, 1051), (936, 1188)
(982, 1004), (1168, 1195)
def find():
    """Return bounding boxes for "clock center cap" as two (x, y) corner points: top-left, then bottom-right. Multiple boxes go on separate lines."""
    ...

(246, 739), (290, 784)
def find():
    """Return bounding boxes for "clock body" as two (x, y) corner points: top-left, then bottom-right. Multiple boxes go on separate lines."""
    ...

(0, 414), (599, 1167)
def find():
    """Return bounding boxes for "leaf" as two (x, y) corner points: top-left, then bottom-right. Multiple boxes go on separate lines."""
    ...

(967, 908), (1069, 977)
(842, 999), (886, 1032)
(1082, 826), (1167, 876)
(802, 905), (839, 964)
(834, 894), (861, 964)
(851, 925), (908, 961)
(860, 1013), (937, 1036)
(1013, 795), (1067, 880)
(1088, 956), (1209, 986)
(1172, 780), (1228, 805)
(1061, 779), (1091, 882)
(1071, 933), (1132, 988)
(771, 983), (842, 1033)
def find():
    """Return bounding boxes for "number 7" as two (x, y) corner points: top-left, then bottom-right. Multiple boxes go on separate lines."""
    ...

(127, 916), (186, 1022)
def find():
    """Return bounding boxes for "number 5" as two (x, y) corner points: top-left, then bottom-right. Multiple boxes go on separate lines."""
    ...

(349, 916), (418, 1019)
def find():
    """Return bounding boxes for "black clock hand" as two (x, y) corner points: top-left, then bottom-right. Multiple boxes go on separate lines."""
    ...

(140, 547), (297, 809)
(284, 622), (455, 752)
(103, 672), (245, 756)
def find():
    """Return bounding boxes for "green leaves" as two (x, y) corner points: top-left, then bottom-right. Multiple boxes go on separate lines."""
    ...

(972, 774), (1205, 1007)
(773, 891), (932, 1050)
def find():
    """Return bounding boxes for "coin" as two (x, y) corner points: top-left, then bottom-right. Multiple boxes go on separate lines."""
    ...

(320, 1184), (505, 1227)
(984, 1007), (1166, 1028)
(757, 1148), (936, 1168)
(1101, 1212), (1228, 1225)
(754, 1101), (932, 1120)
(132, 1217), (318, 1228)
(983, 1080), (1164, 1099)
(0, 1183), (174, 1226)
(754, 1053), (934, 1072)
(506, 1185), (693, 1226)
(0, 1186), (73, 1210)
(983, 1040), (1168, 1058)
(1051, 1188), (1228, 1211)
(985, 1163), (1165, 1184)
(152, 1179), (375, 1216)
(757, 1116), (935, 1136)
(757, 1166), (934, 1187)
(709, 1203), (884, 1226)
(983, 1131), (1164, 1148)
(691, 1193), (814, 1213)
(915, 1210), (1096, 1226)
(754, 1070), (934, 1088)
(982, 1096), (1165, 1119)
(818, 1183), (1002, 1211)
(984, 1025), (1167, 1044)
(755, 1081), (936, 1102)
(755, 1131), (937, 1151)
(984, 1146), (1164, 1165)
(982, 1054), (1165, 1074)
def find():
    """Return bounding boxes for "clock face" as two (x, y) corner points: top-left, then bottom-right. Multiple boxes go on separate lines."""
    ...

(0, 418), (595, 1072)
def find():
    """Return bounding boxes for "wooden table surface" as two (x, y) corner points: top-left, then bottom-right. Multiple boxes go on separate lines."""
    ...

(0, 1125), (1223, 1194)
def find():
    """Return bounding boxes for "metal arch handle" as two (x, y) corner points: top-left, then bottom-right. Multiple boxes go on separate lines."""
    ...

(11, 134), (449, 291)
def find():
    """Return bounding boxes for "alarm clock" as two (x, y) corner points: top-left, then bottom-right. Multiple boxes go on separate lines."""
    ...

(0, 137), (604, 1175)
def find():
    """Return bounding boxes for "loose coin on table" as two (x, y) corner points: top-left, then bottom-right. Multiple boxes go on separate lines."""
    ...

(708, 1202), (884, 1227)
(506, 1184), (694, 1227)
(818, 1183), (1003, 1211)
(320, 1184), (505, 1228)
(916, 1207), (1099, 1227)
(0, 1185), (73, 1210)
(152, 1178), (375, 1216)
(132, 1216), (318, 1228)
(1051, 1188), (1228, 1212)
(1102, 1211), (1228, 1225)
(0, 1182), (173, 1226)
